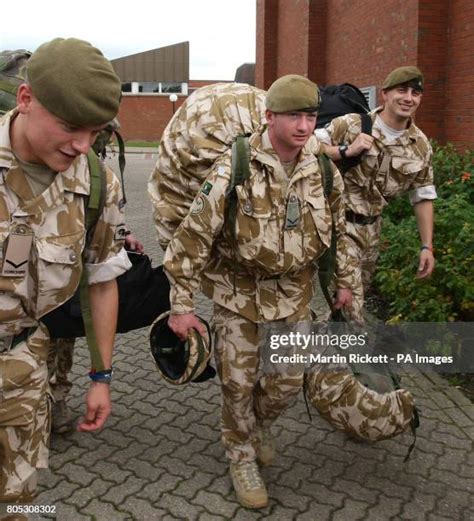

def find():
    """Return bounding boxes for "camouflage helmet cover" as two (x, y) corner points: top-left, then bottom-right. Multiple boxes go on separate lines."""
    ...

(149, 311), (215, 385)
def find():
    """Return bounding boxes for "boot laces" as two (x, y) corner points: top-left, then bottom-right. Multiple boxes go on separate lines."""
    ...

(234, 462), (264, 490)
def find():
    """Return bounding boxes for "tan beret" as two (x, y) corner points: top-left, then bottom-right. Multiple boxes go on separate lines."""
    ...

(382, 66), (424, 91)
(27, 38), (122, 127)
(266, 74), (320, 113)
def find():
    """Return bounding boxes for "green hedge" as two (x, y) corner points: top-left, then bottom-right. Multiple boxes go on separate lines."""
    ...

(373, 144), (474, 322)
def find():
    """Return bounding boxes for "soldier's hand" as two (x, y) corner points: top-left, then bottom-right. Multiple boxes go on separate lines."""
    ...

(416, 249), (435, 279)
(125, 233), (144, 253)
(347, 133), (373, 157)
(168, 312), (206, 341)
(333, 288), (353, 310)
(77, 382), (112, 432)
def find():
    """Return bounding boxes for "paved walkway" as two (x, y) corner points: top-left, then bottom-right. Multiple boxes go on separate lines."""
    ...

(35, 153), (474, 520)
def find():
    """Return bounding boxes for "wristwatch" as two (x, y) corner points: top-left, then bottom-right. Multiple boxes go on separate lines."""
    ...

(338, 144), (349, 159)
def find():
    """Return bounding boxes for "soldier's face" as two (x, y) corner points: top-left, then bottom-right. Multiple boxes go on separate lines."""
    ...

(267, 110), (317, 156)
(382, 85), (422, 121)
(13, 85), (105, 172)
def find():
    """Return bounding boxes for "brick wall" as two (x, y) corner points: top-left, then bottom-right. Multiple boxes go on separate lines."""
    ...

(416, 0), (449, 142)
(444, 0), (474, 150)
(117, 95), (186, 142)
(256, 0), (279, 89)
(255, 0), (474, 149)
(275, 0), (310, 77)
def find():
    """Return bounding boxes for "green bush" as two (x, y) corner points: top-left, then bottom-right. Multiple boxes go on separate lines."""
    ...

(374, 143), (474, 322)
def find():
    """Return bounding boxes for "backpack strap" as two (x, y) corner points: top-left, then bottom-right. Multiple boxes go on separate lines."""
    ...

(226, 136), (251, 294)
(85, 151), (107, 235)
(226, 135), (251, 236)
(318, 153), (333, 198)
(360, 112), (373, 136)
(80, 151), (108, 371)
(336, 112), (373, 173)
(316, 154), (338, 311)
(113, 129), (127, 204)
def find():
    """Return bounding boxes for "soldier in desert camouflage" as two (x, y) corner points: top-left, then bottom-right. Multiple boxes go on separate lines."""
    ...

(160, 75), (355, 509)
(316, 66), (436, 324)
(0, 38), (130, 506)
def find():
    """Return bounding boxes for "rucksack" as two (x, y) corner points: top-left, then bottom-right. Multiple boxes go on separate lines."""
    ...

(317, 83), (370, 128)
(317, 83), (373, 173)
(149, 82), (268, 249)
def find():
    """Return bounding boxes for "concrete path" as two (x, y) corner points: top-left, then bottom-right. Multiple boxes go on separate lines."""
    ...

(34, 153), (474, 521)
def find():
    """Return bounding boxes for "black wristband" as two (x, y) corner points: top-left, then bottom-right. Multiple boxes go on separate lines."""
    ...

(339, 144), (349, 159)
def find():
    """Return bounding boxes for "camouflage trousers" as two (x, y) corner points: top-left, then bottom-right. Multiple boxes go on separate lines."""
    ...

(212, 304), (310, 463)
(47, 338), (75, 402)
(343, 218), (383, 324)
(0, 325), (51, 503)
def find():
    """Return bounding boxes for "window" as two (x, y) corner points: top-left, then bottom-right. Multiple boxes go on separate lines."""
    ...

(360, 86), (377, 110)
(122, 82), (188, 95)
(161, 83), (181, 93)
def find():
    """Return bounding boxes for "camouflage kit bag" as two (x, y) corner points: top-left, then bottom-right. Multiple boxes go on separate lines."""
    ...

(148, 82), (267, 249)
(0, 49), (31, 115)
(304, 368), (417, 442)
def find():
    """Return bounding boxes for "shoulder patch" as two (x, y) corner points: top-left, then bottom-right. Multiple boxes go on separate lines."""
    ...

(191, 195), (206, 215)
(202, 181), (213, 196)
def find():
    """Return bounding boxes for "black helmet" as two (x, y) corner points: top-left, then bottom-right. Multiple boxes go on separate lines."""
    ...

(149, 311), (215, 385)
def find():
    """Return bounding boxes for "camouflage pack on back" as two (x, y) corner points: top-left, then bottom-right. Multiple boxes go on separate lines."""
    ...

(148, 82), (267, 248)
(0, 50), (31, 115)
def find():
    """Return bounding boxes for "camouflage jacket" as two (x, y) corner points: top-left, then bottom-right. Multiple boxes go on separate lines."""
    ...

(317, 107), (436, 216)
(0, 110), (130, 336)
(163, 127), (355, 322)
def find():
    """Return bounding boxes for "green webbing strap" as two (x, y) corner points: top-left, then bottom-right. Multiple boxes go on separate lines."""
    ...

(227, 135), (251, 237)
(79, 269), (105, 372)
(86, 151), (103, 224)
(227, 136), (251, 295)
(114, 129), (127, 204)
(319, 154), (333, 198)
(0, 80), (18, 95)
(81, 151), (107, 372)
(316, 154), (337, 311)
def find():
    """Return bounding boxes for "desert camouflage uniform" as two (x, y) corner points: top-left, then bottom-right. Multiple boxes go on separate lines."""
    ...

(162, 126), (356, 462)
(317, 108), (436, 322)
(0, 110), (130, 502)
(47, 338), (75, 401)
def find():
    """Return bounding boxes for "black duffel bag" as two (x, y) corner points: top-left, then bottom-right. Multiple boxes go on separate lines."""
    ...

(42, 252), (170, 338)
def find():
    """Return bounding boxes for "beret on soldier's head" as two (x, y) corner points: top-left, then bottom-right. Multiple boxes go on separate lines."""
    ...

(382, 66), (424, 92)
(27, 38), (122, 127)
(266, 74), (320, 113)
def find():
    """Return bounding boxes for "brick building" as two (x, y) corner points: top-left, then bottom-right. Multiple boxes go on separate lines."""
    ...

(256, 0), (474, 150)
(115, 1), (473, 149)
(112, 42), (192, 142)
